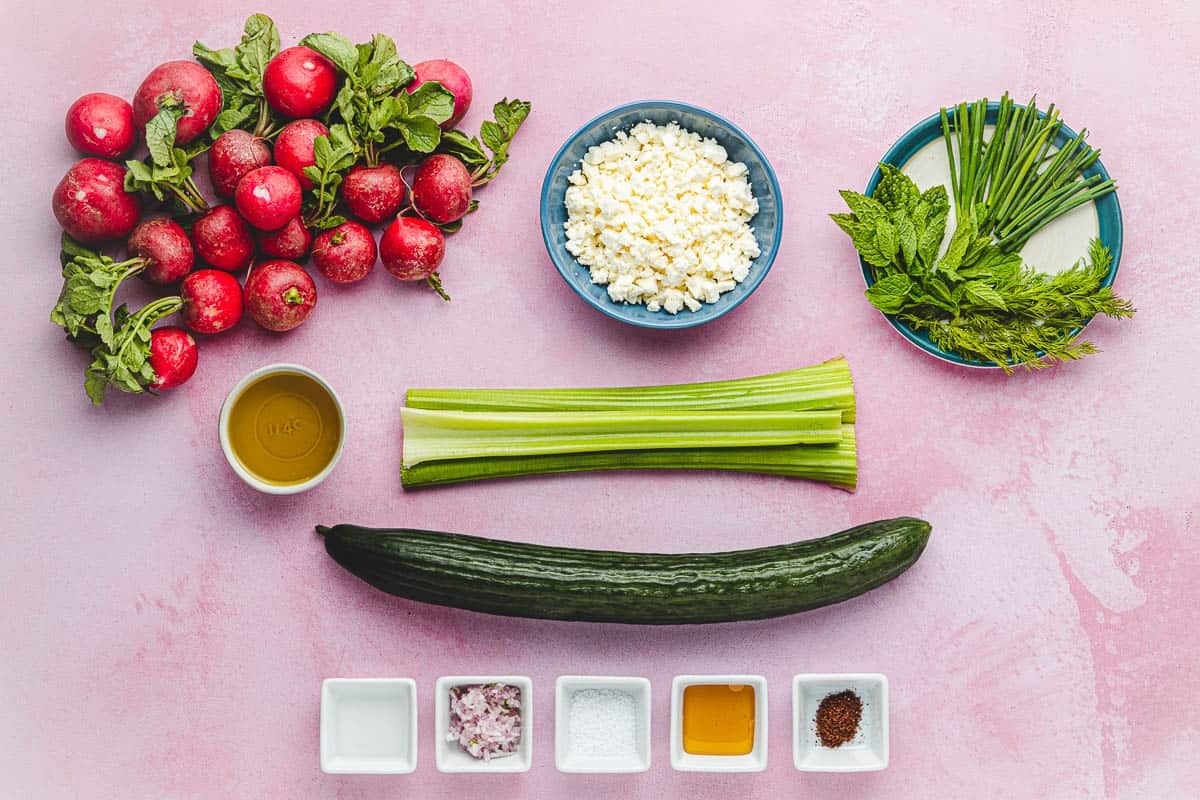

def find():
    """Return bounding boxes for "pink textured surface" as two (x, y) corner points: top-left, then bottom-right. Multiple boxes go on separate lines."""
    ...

(2, 2), (1198, 797)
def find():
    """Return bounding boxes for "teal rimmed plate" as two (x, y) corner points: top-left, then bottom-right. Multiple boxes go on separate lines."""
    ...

(860, 102), (1123, 368)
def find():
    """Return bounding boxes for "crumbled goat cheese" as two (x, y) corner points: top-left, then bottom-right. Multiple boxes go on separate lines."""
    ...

(563, 121), (760, 314)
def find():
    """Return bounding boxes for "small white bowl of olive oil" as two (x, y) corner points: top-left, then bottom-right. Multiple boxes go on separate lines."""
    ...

(219, 363), (346, 495)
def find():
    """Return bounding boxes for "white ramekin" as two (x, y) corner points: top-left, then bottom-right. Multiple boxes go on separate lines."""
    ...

(218, 363), (345, 495)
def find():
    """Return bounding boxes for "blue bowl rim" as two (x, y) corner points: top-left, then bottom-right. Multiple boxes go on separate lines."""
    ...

(860, 102), (1124, 368)
(539, 100), (784, 330)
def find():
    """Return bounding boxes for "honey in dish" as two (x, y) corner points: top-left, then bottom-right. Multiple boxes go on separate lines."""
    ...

(681, 684), (756, 756)
(226, 371), (341, 485)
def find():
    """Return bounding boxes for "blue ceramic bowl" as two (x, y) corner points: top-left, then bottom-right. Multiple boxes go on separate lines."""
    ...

(540, 101), (782, 329)
(862, 103), (1123, 368)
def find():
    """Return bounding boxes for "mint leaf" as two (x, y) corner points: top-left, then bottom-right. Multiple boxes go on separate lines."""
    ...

(874, 217), (898, 263)
(865, 274), (914, 314)
(829, 212), (858, 238)
(964, 280), (1008, 310)
(963, 234), (993, 268)
(928, 276), (955, 307)
(300, 32), (360, 77)
(874, 163), (919, 211)
(836, 218), (888, 267)
(910, 199), (930, 233)
(920, 185), (949, 217)
(895, 211), (917, 267)
(919, 208), (947, 268)
(839, 190), (887, 226)
(938, 214), (976, 273)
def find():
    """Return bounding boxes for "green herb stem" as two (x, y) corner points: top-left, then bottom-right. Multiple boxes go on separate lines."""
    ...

(942, 93), (1115, 246)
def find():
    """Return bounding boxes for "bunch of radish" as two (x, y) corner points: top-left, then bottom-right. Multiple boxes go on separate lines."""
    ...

(51, 14), (530, 405)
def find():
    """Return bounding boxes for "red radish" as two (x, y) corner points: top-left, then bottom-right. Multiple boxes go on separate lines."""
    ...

(148, 327), (199, 389)
(127, 218), (194, 285)
(342, 164), (405, 224)
(312, 221), (377, 284)
(263, 47), (338, 119)
(244, 260), (317, 332)
(52, 158), (140, 243)
(257, 217), (312, 260)
(180, 269), (243, 334)
(235, 166), (302, 231)
(381, 216), (445, 280)
(192, 205), (254, 272)
(209, 130), (271, 197)
(273, 119), (328, 189)
(411, 154), (472, 223)
(132, 61), (222, 145)
(64, 93), (136, 158)
(408, 59), (473, 129)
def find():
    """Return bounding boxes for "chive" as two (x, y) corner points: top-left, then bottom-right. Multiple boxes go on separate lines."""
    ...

(941, 108), (958, 210)
(941, 92), (1116, 247)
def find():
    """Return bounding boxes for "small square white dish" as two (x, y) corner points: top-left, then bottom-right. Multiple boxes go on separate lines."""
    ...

(435, 675), (533, 773)
(320, 678), (417, 774)
(670, 674), (767, 772)
(793, 673), (889, 772)
(555, 675), (651, 773)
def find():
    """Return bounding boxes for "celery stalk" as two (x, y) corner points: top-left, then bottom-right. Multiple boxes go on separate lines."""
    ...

(402, 426), (858, 490)
(406, 357), (856, 423)
(401, 408), (845, 466)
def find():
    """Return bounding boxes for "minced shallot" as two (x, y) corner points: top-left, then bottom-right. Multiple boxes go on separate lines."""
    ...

(447, 683), (523, 760)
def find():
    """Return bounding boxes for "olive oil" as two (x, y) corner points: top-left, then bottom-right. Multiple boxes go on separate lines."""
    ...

(681, 684), (756, 756)
(226, 371), (342, 485)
